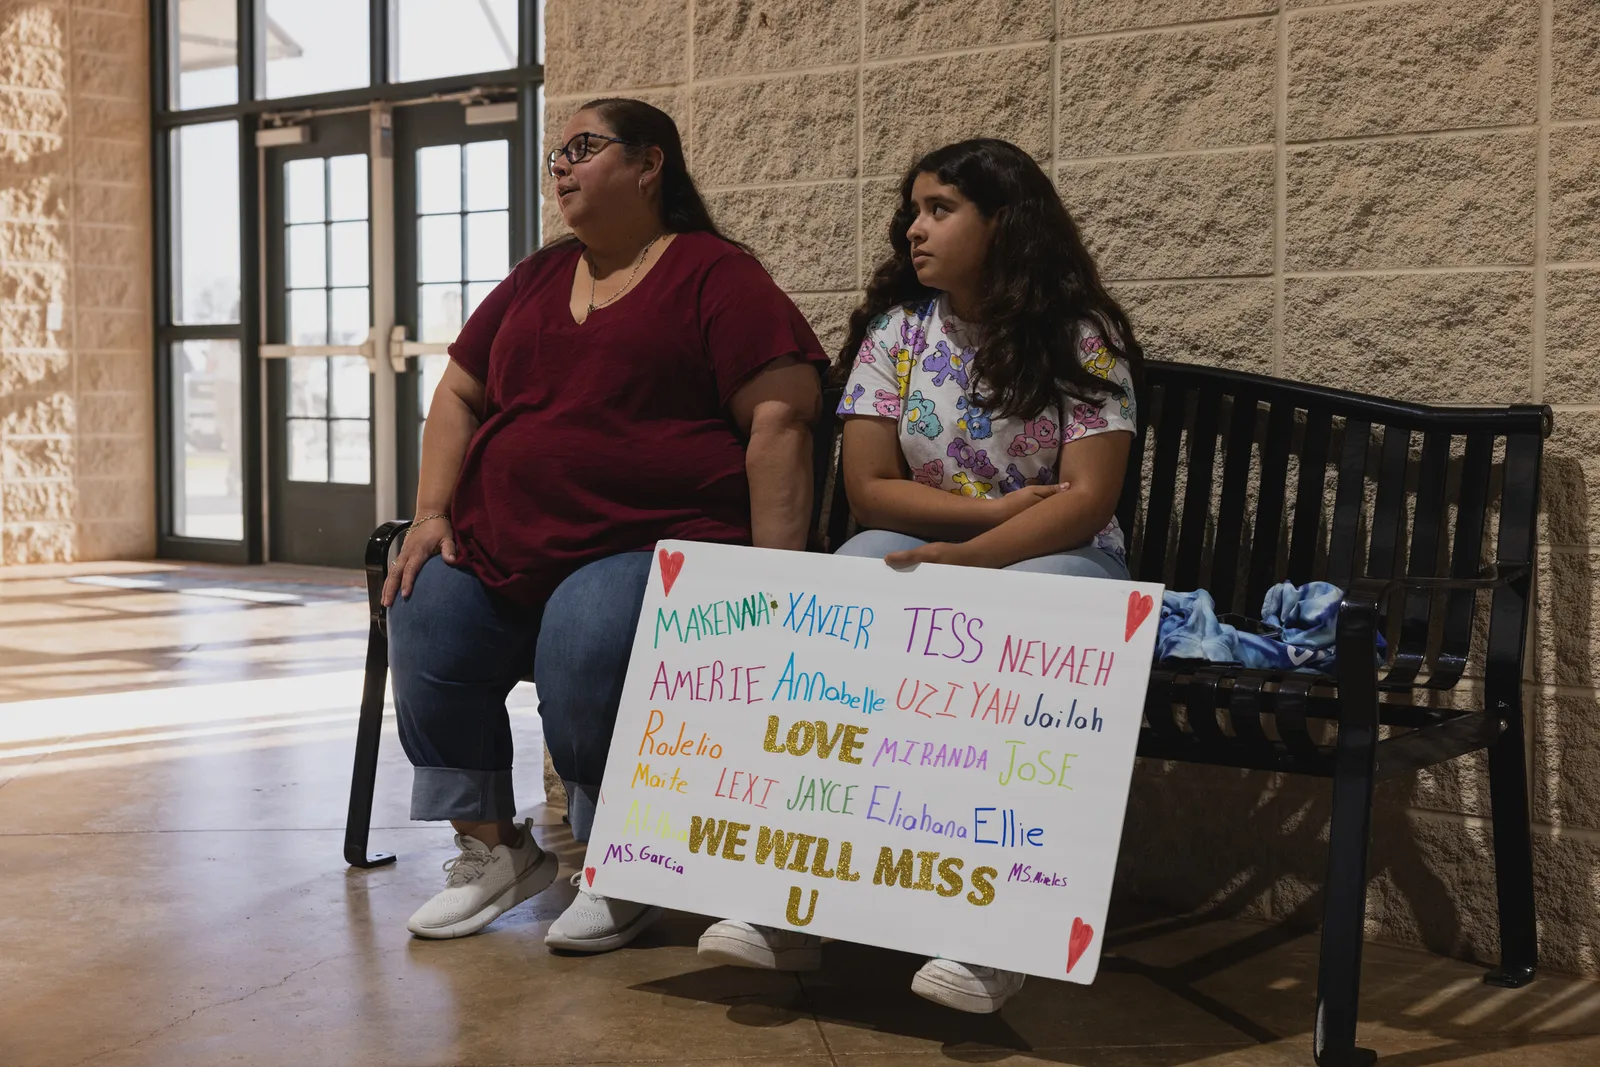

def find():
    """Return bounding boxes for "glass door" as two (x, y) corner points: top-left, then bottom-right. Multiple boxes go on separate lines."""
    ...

(262, 113), (377, 567)
(392, 101), (523, 514)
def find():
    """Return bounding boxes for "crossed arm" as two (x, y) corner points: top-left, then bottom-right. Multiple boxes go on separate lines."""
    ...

(840, 414), (1131, 569)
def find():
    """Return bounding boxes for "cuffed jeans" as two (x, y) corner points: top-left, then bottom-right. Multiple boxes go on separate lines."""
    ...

(388, 551), (652, 842)
(834, 529), (1130, 580)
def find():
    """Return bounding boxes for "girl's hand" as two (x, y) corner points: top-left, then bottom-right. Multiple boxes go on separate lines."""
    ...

(993, 481), (1070, 521)
(381, 515), (459, 607)
(885, 540), (987, 569)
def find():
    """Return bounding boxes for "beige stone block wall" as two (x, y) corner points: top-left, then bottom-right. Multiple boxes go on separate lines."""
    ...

(0, 0), (153, 564)
(549, 0), (1600, 977)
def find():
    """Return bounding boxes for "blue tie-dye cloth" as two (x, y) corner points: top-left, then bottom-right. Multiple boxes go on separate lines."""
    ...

(1154, 581), (1385, 672)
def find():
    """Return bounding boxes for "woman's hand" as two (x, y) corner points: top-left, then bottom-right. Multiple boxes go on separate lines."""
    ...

(381, 515), (459, 607)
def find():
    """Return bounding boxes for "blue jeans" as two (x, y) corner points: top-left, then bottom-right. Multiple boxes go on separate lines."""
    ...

(835, 529), (1130, 580)
(387, 551), (652, 841)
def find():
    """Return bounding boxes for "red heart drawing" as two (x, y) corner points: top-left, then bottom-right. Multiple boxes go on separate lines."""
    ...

(1125, 590), (1153, 642)
(659, 549), (685, 597)
(1067, 916), (1094, 973)
(584, 867), (596, 887)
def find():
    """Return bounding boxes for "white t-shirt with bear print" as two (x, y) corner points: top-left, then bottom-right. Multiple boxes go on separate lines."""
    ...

(837, 294), (1138, 564)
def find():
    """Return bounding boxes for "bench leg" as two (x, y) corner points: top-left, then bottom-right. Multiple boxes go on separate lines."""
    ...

(1484, 684), (1538, 988)
(344, 618), (397, 869)
(1313, 708), (1380, 1067)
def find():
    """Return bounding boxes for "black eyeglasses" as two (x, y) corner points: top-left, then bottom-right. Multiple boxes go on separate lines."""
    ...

(546, 132), (638, 176)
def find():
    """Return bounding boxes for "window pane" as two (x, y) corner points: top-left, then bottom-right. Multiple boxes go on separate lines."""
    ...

(330, 420), (371, 484)
(418, 354), (448, 420)
(535, 83), (546, 243)
(173, 0), (239, 109)
(466, 141), (509, 211)
(263, 0), (370, 99)
(329, 222), (369, 286)
(330, 287), (369, 344)
(288, 356), (328, 417)
(287, 224), (327, 288)
(172, 122), (240, 324)
(465, 211), (509, 281)
(287, 418), (329, 482)
(418, 283), (462, 343)
(172, 340), (243, 540)
(465, 281), (497, 320)
(418, 214), (462, 282)
(417, 144), (461, 215)
(394, 0), (517, 83)
(284, 158), (325, 223)
(289, 289), (327, 345)
(329, 356), (371, 418)
(329, 154), (368, 221)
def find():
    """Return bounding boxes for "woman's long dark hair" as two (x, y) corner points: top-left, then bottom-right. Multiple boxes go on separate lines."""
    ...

(840, 138), (1141, 421)
(544, 97), (738, 247)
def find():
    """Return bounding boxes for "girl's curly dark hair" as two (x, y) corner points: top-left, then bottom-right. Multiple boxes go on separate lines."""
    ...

(839, 138), (1142, 421)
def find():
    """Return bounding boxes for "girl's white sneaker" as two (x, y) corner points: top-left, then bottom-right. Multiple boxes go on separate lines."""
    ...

(543, 872), (663, 953)
(910, 958), (1026, 1013)
(697, 919), (823, 971)
(406, 819), (558, 939)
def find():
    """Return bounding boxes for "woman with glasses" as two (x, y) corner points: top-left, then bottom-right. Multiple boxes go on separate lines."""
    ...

(382, 98), (826, 950)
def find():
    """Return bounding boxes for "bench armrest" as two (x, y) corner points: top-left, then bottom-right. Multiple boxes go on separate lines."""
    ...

(364, 520), (412, 628)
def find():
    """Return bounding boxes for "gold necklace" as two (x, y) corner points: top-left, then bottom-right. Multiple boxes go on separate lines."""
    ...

(586, 233), (664, 316)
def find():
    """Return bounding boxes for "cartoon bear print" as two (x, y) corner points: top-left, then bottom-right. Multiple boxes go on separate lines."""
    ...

(946, 437), (999, 479)
(911, 459), (944, 488)
(998, 463), (1030, 494)
(873, 389), (902, 418)
(922, 340), (972, 389)
(956, 395), (992, 440)
(1007, 416), (1059, 458)
(951, 472), (993, 497)
(838, 383), (865, 414)
(1080, 335), (1116, 379)
(903, 390), (943, 439)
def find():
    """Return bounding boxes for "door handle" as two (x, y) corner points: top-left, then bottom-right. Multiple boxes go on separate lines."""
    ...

(388, 326), (449, 372)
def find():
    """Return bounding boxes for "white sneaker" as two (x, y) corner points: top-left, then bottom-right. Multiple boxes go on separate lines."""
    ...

(910, 958), (1026, 1013)
(697, 919), (823, 971)
(406, 819), (558, 939)
(544, 872), (663, 953)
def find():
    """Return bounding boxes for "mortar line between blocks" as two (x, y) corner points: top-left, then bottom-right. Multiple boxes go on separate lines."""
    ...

(1060, 11), (1279, 45)
(1274, 6), (1288, 377)
(1533, 0), (1554, 405)
(1051, 0), (1061, 176)
(856, 0), (865, 295)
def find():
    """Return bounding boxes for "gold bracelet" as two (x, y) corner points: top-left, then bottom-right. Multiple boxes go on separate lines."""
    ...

(410, 511), (449, 528)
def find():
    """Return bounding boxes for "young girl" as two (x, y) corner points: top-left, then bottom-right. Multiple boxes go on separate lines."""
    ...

(695, 138), (1143, 1014)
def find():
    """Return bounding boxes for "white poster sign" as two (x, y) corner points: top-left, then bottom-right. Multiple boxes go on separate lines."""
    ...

(586, 541), (1163, 983)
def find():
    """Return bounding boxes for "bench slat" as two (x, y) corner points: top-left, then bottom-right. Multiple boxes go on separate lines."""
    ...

(1387, 431), (1453, 687)
(1246, 401), (1296, 613)
(1287, 408), (1332, 585)
(1139, 384), (1188, 584)
(1327, 417), (1372, 589)
(1433, 432), (1495, 688)
(1173, 388), (1222, 591)
(1210, 393), (1259, 614)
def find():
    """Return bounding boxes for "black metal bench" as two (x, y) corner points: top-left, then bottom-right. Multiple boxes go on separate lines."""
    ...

(345, 361), (1549, 1067)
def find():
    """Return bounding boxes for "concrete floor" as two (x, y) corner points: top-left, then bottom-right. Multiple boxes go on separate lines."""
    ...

(2, 562), (1598, 1067)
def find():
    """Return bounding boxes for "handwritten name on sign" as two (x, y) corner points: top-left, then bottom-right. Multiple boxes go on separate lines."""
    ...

(587, 542), (1163, 984)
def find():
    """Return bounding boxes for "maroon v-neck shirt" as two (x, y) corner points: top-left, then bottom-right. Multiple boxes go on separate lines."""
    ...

(446, 232), (827, 605)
